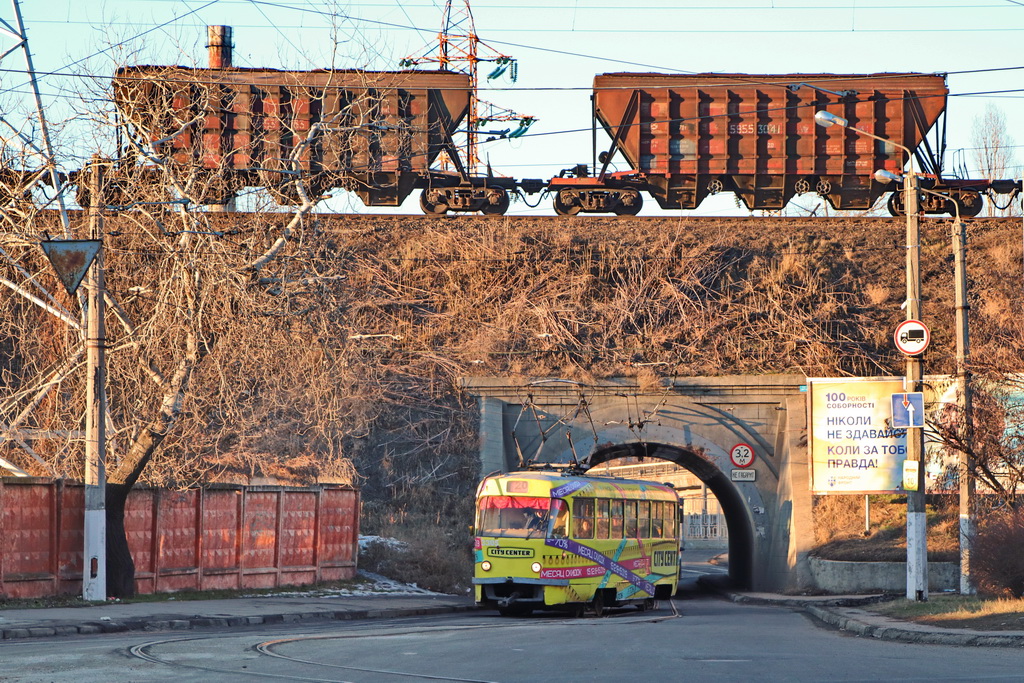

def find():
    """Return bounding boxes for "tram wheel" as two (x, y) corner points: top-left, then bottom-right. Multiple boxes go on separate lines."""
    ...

(591, 591), (606, 617)
(637, 598), (655, 612)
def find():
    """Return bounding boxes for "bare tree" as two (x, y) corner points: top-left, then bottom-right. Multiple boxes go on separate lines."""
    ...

(971, 103), (1021, 217)
(930, 376), (1024, 509)
(1, 60), (377, 595)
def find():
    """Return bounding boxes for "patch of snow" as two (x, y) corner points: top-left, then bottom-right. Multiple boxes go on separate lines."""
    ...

(243, 570), (441, 599)
(358, 534), (408, 552)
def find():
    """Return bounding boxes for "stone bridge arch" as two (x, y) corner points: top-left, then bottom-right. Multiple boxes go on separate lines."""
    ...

(464, 375), (815, 592)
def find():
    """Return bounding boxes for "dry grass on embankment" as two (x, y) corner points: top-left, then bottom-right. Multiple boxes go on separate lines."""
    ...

(812, 494), (959, 562)
(814, 495), (1024, 630)
(872, 596), (1024, 631)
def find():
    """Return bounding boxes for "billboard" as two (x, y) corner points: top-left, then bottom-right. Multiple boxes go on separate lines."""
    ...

(808, 377), (908, 494)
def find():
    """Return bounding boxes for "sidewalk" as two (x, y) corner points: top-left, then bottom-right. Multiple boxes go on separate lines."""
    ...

(0, 593), (475, 641)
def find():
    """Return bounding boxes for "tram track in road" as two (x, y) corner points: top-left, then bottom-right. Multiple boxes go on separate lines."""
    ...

(125, 605), (683, 682)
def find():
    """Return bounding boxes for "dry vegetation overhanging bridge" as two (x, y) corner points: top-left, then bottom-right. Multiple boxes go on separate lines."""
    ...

(2, 213), (1022, 590)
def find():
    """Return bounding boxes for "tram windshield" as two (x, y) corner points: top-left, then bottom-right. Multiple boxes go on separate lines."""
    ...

(478, 496), (563, 538)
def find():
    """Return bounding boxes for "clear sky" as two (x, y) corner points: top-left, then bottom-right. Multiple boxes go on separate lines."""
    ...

(5, 0), (1024, 216)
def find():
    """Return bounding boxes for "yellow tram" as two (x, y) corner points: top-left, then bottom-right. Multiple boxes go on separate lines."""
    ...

(473, 469), (680, 616)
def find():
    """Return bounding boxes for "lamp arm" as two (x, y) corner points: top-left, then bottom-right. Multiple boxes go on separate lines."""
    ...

(918, 186), (961, 221)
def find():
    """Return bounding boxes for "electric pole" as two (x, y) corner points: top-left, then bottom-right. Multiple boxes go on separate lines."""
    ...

(83, 160), (107, 601)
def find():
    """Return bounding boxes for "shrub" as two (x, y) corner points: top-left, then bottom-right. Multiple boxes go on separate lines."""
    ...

(972, 508), (1024, 598)
(359, 524), (473, 595)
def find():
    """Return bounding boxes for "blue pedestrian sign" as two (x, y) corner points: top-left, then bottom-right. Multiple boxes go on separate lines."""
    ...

(891, 392), (925, 428)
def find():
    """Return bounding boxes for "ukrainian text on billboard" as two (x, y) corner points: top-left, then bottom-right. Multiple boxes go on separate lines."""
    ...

(808, 378), (906, 494)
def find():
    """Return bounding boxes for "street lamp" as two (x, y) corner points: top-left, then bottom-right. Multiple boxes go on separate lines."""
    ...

(877, 170), (976, 596)
(816, 110), (928, 602)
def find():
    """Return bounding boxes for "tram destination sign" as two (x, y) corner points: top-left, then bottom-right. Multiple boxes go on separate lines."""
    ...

(807, 378), (907, 494)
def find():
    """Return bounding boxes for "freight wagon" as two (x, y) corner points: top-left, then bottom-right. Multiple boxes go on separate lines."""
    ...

(551, 72), (1018, 217)
(108, 65), (520, 210)
(101, 64), (1019, 217)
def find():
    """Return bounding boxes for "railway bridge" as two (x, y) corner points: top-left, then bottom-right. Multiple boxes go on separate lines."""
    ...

(464, 374), (812, 592)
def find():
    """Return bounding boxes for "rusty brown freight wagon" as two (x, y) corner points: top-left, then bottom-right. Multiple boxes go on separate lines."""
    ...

(550, 72), (991, 216)
(109, 66), (471, 208)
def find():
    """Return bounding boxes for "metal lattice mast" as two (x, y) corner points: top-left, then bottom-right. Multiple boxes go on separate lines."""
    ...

(439, 1), (481, 172)
(402, 0), (528, 177)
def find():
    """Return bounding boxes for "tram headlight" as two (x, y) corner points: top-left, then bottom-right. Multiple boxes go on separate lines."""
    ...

(531, 562), (542, 573)
(481, 561), (492, 572)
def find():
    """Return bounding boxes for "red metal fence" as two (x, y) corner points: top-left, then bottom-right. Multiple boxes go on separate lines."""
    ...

(0, 479), (358, 599)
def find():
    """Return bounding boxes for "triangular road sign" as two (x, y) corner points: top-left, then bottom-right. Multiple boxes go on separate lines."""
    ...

(40, 239), (101, 296)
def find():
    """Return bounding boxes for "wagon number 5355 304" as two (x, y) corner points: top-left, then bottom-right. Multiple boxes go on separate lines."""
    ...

(728, 123), (781, 135)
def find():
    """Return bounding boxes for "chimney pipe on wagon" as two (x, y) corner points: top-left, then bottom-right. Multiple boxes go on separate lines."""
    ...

(207, 25), (233, 68)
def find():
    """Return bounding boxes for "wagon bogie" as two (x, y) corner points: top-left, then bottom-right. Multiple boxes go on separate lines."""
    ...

(417, 175), (516, 216)
(550, 186), (643, 216)
(884, 184), (985, 218)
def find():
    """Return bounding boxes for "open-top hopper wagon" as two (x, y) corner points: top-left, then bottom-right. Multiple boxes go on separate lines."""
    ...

(551, 72), (1011, 217)
(109, 66), (473, 208)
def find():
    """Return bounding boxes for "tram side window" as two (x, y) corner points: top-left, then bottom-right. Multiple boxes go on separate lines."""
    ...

(551, 499), (569, 538)
(624, 500), (638, 538)
(651, 501), (664, 537)
(664, 502), (677, 539)
(596, 498), (611, 539)
(637, 501), (651, 538)
(573, 498), (595, 539)
(610, 499), (624, 538)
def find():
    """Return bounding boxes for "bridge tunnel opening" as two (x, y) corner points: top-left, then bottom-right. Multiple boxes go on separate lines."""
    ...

(586, 442), (755, 590)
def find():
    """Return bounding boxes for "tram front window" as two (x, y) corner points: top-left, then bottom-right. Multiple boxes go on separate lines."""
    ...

(478, 496), (552, 538)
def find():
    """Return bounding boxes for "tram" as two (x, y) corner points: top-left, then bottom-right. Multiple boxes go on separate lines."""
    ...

(473, 468), (680, 616)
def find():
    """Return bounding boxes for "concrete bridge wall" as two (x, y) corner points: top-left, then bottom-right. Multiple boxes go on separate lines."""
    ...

(464, 374), (815, 592)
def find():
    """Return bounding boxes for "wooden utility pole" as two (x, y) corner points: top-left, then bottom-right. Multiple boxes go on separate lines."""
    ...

(83, 160), (107, 601)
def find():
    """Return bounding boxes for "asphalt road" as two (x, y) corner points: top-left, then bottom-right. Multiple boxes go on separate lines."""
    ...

(4, 596), (1024, 682)
(4, 553), (1022, 683)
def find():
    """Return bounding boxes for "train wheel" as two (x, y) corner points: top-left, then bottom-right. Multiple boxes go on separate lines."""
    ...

(951, 189), (984, 217)
(480, 189), (510, 215)
(419, 191), (449, 215)
(886, 192), (905, 217)
(554, 193), (581, 216)
(613, 193), (643, 216)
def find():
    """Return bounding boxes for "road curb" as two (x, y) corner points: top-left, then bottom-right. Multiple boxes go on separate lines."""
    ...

(1, 603), (476, 641)
(721, 592), (891, 609)
(698, 575), (1024, 647)
(804, 605), (1024, 648)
